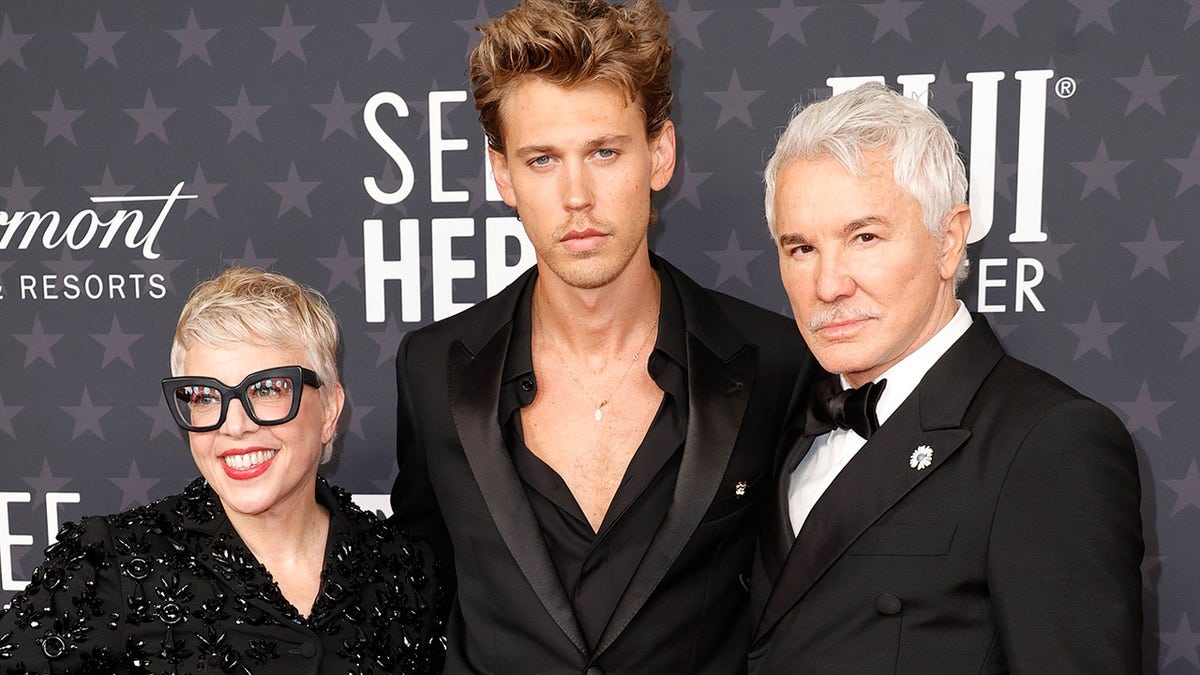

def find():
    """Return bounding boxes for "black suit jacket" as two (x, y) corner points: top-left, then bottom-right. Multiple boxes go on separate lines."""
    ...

(391, 256), (811, 674)
(749, 317), (1143, 674)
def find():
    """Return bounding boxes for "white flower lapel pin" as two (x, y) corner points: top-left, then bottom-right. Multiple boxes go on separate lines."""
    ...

(909, 445), (933, 471)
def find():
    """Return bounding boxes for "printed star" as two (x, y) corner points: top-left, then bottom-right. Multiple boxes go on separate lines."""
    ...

(14, 316), (64, 367)
(705, 70), (765, 130)
(73, 12), (124, 68)
(21, 460), (72, 508)
(63, 388), (113, 440)
(317, 238), (363, 292)
(1064, 0), (1119, 33)
(1170, 305), (1200, 359)
(268, 162), (320, 218)
(863, 0), (922, 42)
(0, 14), (33, 70)
(184, 164), (225, 219)
(1069, 139), (1131, 199)
(930, 62), (971, 123)
(758, 0), (818, 46)
(1163, 461), (1200, 517)
(91, 316), (142, 368)
(454, 1), (491, 56)
(225, 240), (277, 270)
(1115, 55), (1177, 116)
(1188, 0), (1200, 28)
(358, 2), (411, 61)
(705, 231), (763, 287)
(665, 158), (714, 210)
(1140, 555), (1163, 592)
(1063, 302), (1123, 360)
(0, 167), (43, 210)
(366, 315), (407, 367)
(1012, 238), (1074, 281)
(1159, 613), (1200, 667)
(139, 398), (181, 442)
(124, 89), (177, 144)
(669, 0), (714, 49)
(0, 393), (23, 439)
(132, 257), (184, 295)
(1166, 136), (1200, 197)
(84, 165), (134, 216)
(1045, 57), (1070, 119)
(111, 459), (160, 510)
(1112, 381), (1173, 438)
(456, 163), (500, 216)
(966, 0), (1026, 37)
(1121, 220), (1181, 280)
(343, 390), (375, 441)
(217, 86), (270, 143)
(312, 83), (362, 140)
(167, 8), (218, 65)
(262, 6), (313, 63)
(43, 249), (93, 278)
(33, 90), (83, 146)
(371, 160), (410, 216)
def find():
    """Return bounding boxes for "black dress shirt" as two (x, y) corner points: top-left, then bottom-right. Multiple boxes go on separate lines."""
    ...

(498, 268), (689, 649)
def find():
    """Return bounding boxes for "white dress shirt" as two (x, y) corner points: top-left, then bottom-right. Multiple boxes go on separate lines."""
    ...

(788, 302), (974, 537)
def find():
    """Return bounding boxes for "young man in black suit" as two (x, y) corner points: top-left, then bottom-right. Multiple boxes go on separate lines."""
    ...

(389, 1), (810, 672)
(750, 82), (1144, 673)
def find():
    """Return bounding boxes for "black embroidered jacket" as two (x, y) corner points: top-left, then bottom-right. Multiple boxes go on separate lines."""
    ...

(0, 477), (446, 674)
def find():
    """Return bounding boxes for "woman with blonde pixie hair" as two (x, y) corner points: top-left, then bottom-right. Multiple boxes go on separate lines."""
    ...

(0, 267), (446, 674)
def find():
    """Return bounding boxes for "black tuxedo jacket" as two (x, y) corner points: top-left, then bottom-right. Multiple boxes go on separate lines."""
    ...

(749, 317), (1143, 674)
(391, 257), (811, 674)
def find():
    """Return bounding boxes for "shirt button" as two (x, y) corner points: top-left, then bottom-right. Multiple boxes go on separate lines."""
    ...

(874, 593), (903, 615)
(299, 641), (318, 658)
(520, 377), (534, 391)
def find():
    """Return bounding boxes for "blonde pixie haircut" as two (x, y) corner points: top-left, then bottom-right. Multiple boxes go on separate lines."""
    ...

(170, 267), (342, 462)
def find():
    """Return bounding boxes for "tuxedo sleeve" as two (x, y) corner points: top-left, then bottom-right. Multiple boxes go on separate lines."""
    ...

(987, 398), (1143, 674)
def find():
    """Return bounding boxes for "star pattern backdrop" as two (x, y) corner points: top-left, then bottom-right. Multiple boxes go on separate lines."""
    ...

(0, 1), (1197, 671)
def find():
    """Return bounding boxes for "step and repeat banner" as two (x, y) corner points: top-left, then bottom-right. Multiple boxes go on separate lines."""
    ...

(1, 1), (1197, 671)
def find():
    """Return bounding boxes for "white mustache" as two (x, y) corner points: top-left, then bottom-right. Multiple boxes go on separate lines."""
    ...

(808, 305), (882, 332)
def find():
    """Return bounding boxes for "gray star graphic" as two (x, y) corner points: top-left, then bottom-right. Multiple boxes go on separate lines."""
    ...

(343, 390), (375, 441)
(966, 0), (1026, 37)
(1170, 305), (1200, 359)
(43, 249), (94, 278)
(1163, 461), (1200, 517)
(454, 1), (491, 56)
(84, 165), (133, 216)
(14, 315), (64, 367)
(1112, 381), (1173, 438)
(1065, 0), (1119, 33)
(366, 315), (406, 367)
(1158, 613), (1200, 667)
(0, 167), (43, 210)
(33, 90), (83, 146)
(371, 159), (410, 216)
(63, 387), (112, 440)
(1063, 302), (1123, 360)
(21, 459), (72, 508)
(758, 0), (818, 46)
(863, 0), (922, 42)
(929, 62), (971, 123)
(1045, 57), (1070, 119)
(1121, 220), (1181, 280)
(185, 164), (225, 219)
(665, 158), (713, 210)
(0, 392), (23, 439)
(669, 0), (713, 49)
(73, 12), (124, 68)
(1070, 139), (1131, 199)
(705, 231), (763, 287)
(268, 162), (320, 218)
(111, 459), (160, 510)
(313, 83), (362, 140)
(1166, 136), (1200, 197)
(139, 398), (182, 442)
(133, 257), (184, 295)
(358, 2), (411, 61)
(262, 6), (313, 63)
(1115, 55), (1177, 116)
(217, 86), (270, 142)
(1188, 0), (1200, 28)
(167, 8), (218, 66)
(1140, 555), (1163, 592)
(0, 14), (33, 70)
(1012, 238), (1074, 281)
(91, 315), (142, 368)
(705, 70), (765, 130)
(317, 238), (363, 292)
(124, 89), (177, 144)
(225, 240), (277, 270)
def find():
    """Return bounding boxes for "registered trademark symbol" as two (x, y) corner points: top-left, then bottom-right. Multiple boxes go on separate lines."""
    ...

(1055, 77), (1077, 99)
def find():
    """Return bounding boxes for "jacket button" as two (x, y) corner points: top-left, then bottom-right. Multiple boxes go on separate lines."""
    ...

(520, 377), (534, 391)
(875, 593), (903, 615)
(300, 641), (318, 658)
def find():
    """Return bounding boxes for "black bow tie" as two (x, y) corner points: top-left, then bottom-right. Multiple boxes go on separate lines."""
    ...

(807, 376), (888, 439)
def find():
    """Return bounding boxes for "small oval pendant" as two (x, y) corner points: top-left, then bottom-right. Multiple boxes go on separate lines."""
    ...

(593, 407), (603, 421)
